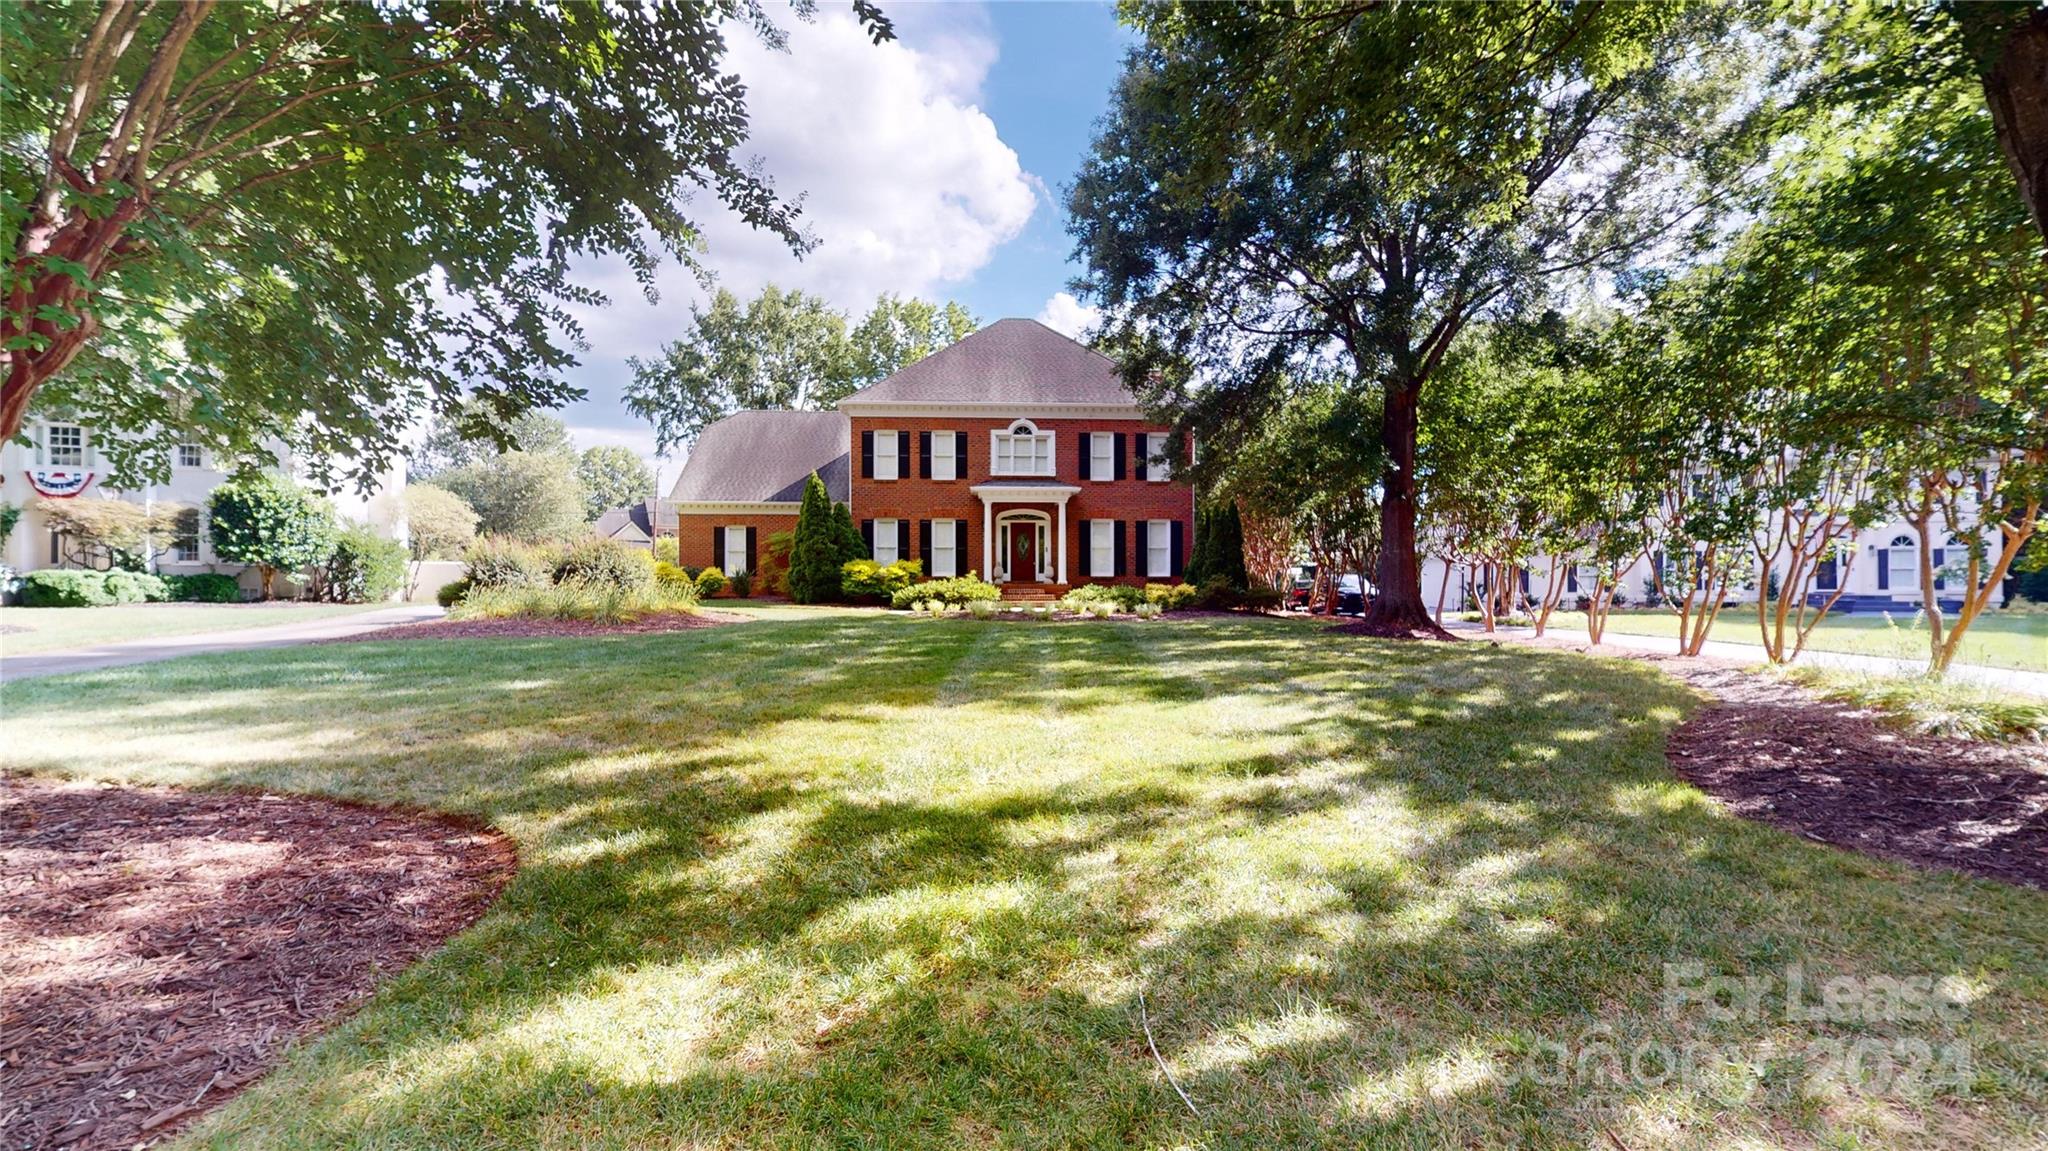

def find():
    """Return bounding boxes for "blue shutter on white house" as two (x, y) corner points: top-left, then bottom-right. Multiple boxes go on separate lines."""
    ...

(1932, 548), (1945, 590)
(1876, 549), (1889, 590)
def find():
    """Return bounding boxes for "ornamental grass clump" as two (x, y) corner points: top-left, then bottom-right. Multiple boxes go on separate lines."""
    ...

(451, 576), (697, 624)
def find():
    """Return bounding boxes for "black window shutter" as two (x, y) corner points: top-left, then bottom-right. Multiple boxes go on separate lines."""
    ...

(898, 432), (911, 472)
(955, 432), (968, 476)
(920, 519), (931, 566)
(1135, 521), (1149, 577)
(861, 518), (874, 557)
(1113, 433), (1127, 480)
(1113, 520), (1125, 577)
(897, 519), (910, 562)
(712, 526), (725, 569)
(745, 527), (757, 574)
(1078, 434), (1091, 480)
(957, 520), (969, 577)
(919, 431), (932, 479)
(1170, 520), (1185, 578)
(1134, 433), (1146, 480)
(861, 430), (874, 479)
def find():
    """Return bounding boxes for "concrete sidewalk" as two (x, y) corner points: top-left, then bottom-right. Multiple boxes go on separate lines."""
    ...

(1445, 621), (2048, 697)
(0, 604), (444, 682)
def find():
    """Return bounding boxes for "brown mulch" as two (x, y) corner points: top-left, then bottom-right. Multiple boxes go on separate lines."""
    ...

(327, 609), (746, 643)
(0, 776), (517, 1150)
(1480, 632), (2048, 891)
(1326, 615), (1460, 641)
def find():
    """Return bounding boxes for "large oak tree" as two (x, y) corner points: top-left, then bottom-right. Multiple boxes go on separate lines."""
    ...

(0, 0), (891, 486)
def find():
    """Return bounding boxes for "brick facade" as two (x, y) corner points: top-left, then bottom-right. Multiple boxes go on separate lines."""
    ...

(676, 510), (799, 572)
(846, 414), (1194, 587)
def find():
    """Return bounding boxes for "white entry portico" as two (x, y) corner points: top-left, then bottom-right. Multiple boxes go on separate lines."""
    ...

(971, 481), (1080, 585)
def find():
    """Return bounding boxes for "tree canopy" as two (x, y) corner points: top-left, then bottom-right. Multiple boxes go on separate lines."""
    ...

(577, 445), (655, 521)
(2, 1), (893, 487)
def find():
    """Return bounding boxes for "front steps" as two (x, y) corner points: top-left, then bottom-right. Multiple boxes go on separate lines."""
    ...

(999, 582), (1070, 604)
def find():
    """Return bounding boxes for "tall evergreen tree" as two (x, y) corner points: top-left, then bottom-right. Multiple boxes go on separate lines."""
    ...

(785, 473), (838, 605)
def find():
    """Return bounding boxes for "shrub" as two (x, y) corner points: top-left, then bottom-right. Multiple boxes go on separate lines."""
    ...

(842, 558), (921, 602)
(450, 576), (698, 624)
(20, 570), (115, 607)
(464, 537), (551, 589)
(652, 536), (680, 566)
(1134, 601), (1163, 619)
(695, 566), (729, 597)
(653, 561), (694, 590)
(730, 570), (753, 598)
(1784, 667), (2048, 743)
(103, 570), (170, 604)
(1145, 582), (1199, 611)
(1240, 583), (1285, 612)
(437, 576), (472, 608)
(208, 475), (338, 599)
(553, 537), (653, 590)
(165, 572), (241, 602)
(1061, 582), (1145, 611)
(786, 473), (840, 604)
(757, 529), (793, 595)
(966, 599), (999, 619)
(889, 574), (1000, 609)
(319, 525), (407, 603)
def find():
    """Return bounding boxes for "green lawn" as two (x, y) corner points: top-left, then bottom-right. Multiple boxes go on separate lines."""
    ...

(2, 614), (2042, 1149)
(1541, 609), (2048, 672)
(0, 601), (388, 655)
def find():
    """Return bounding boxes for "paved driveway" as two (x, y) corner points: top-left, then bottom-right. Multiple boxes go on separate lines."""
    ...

(0, 605), (443, 682)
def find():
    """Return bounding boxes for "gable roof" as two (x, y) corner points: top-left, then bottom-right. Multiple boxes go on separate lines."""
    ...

(837, 318), (1134, 408)
(593, 499), (655, 541)
(667, 410), (849, 504)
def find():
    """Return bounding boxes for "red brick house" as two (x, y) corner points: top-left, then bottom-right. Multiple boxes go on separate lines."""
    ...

(668, 319), (1193, 592)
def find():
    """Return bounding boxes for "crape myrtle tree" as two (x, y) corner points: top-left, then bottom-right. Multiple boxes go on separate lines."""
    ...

(207, 473), (337, 599)
(1067, 1), (1749, 635)
(627, 287), (978, 452)
(1, 0), (894, 487)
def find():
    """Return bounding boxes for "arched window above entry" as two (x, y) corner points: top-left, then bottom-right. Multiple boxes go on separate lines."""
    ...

(1889, 534), (1914, 547)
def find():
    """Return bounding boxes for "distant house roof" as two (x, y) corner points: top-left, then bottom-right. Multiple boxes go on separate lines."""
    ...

(593, 499), (656, 542)
(837, 318), (1135, 408)
(667, 410), (850, 504)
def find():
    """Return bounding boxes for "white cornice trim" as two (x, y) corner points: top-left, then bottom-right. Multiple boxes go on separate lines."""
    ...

(674, 501), (801, 515)
(837, 401), (1147, 420)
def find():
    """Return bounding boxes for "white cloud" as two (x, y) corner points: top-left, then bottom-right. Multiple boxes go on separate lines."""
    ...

(1035, 291), (1102, 340)
(570, 6), (1036, 363)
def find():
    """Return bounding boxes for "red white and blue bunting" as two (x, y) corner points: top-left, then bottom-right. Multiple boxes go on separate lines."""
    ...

(25, 468), (95, 498)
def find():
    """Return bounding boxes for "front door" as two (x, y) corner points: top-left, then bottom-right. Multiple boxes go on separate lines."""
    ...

(1011, 523), (1036, 582)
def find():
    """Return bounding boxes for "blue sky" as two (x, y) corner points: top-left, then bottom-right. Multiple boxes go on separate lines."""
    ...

(555, 1), (1132, 478)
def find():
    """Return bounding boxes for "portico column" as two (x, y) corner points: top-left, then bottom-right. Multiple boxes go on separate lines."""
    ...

(1056, 500), (1067, 585)
(983, 499), (994, 582)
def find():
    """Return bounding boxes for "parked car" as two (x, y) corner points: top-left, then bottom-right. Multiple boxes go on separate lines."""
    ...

(1288, 575), (1315, 611)
(1335, 573), (1366, 616)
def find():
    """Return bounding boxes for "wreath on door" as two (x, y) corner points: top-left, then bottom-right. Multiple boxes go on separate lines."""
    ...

(1016, 531), (1033, 556)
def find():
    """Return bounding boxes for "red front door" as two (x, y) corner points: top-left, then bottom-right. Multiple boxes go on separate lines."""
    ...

(1011, 527), (1034, 582)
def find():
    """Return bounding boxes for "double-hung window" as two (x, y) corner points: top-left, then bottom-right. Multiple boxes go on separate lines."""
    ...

(46, 424), (84, 467)
(171, 509), (202, 562)
(176, 444), (203, 469)
(724, 527), (748, 575)
(1089, 433), (1113, 481)
(931, 431), (957, 481)
(1090, 520), (1113, 577)
(873, 518), (900, 565)
(1147, 519), (1171, 577)
(873, 431), (899, 481)
(1143, 434), (1169, 482)
(932, 520), (957, 577)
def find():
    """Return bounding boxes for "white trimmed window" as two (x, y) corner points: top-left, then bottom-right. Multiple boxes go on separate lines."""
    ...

(874, 431), (899, 481)
(1144, 434), (1169, 482)
(873, 518), (899, 565)
(932, 431), (957, 481)
(177, 443), (203, 469)
(170, 509), (202, 562)
(932, 519), (957, 577)
(724, 526), (748, 574)
(1090, 520), (1113, 577)
(991, 420), (1053, 477)
(1888, 534), (1916, 590)
(1147, 519), (1170, 577)
(46, 424), (84, 466)
(1090, 433), (1113, 481)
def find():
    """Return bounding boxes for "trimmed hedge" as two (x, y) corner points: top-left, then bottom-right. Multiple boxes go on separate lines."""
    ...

(694, 566), (728, 597)
(19, 569), (167, 607)
(1145, 582), (1199, 611)
(889, 574), (1001, 609)
(165, 572), (241, 602)
(1060, 582), (1146, 611)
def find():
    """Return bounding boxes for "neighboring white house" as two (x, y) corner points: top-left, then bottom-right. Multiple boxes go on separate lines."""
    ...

(592, 497), (674, 549)
(2, 417), (406, 598)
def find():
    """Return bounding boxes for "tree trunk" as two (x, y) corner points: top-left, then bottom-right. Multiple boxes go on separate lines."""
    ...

(1361, 375), (1448, 636)
(1954, 4), (2048, 247)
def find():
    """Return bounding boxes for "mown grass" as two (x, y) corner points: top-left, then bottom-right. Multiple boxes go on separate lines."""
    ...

(2, 614), (2043, 1150)
(1541, 609), (2048, 673)
(0, 601), (387, 656)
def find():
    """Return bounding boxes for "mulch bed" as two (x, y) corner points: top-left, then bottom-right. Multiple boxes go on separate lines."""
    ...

(327, 610), (745, 643)
(1482, 632), (2048, 891)
(0, 776), (517, 1150)
(1326, 616), (1459, 640)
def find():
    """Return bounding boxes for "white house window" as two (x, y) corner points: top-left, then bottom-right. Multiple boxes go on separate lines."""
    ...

(1145, 433), (1169, 481)
(1090, 433), (1113, 481)
(991, 420), (1054, 477)
(873, 431), (899, 481)
(873, 518), (899, 565)
(1888, 534), (1917, 590)
(170, 508), (202, 561)
(724, 526), (748, 574)
(932, 431), (957, 481)
(176, 443), (203, 469)
(932, 519), (957, 577)
(1147, 519), (1170, 577)
(46, 424), (84, 466)
(1090, 520), (1113, 577)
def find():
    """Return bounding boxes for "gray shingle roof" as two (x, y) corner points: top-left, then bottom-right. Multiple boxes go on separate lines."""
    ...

(667, 410), (849, 504)
(838, 318), (1134, 407)
(593, 499), (655, 540)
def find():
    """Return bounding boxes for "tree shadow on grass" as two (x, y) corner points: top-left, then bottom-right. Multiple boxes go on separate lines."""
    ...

(3, 614), (2044, 1149)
